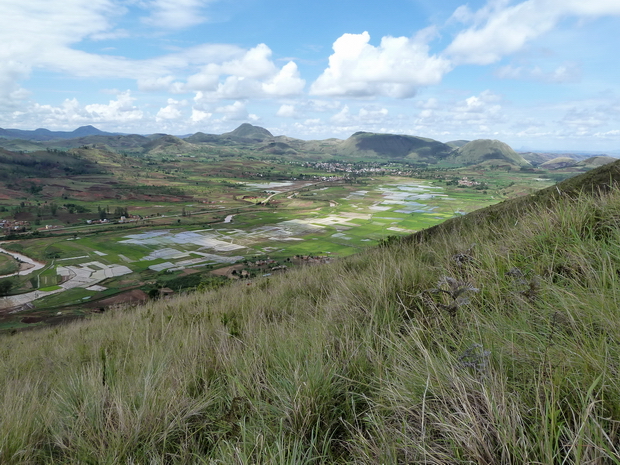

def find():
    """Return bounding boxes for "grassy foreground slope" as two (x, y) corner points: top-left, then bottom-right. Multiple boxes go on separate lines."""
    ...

(2, 163), (620, 463)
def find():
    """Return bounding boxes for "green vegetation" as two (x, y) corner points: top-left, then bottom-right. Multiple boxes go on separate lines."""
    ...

(1, 162), (620, 462)
(0, 253), (18, 275)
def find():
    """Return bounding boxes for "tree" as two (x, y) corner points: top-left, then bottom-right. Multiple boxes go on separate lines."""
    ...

(0, 279), (14, 296)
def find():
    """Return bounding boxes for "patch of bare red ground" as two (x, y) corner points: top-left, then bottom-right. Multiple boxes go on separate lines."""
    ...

(86, 289), (149, 309)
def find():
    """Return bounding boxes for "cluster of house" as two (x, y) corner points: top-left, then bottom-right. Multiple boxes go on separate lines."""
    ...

(457, 177), (481, 187)
(85, 219), (110, 224)
(118, 215), (142, 223)
(0, 219), (30, 233)
(85, 215), (142, 225)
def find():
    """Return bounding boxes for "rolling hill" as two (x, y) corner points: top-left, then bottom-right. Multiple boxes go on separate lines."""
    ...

(1, 123), (615, 168)
(333, 131), (453, 161)
(450, 139), (531, 167)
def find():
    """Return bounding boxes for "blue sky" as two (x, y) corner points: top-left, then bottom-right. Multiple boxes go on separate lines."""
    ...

(1, 0), (620, 151)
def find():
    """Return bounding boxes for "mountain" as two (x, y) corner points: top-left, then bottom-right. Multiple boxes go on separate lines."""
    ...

(539, 156), (578, 170)
(1, 123), (610, 168)
(450, 139), (530, 167)
(222, 123), (273, 141)
(334, 131), (453, 161)
(0, 125), (118, 141)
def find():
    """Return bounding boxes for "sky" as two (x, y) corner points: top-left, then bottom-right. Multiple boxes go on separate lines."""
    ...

(1, 0), (620, 151)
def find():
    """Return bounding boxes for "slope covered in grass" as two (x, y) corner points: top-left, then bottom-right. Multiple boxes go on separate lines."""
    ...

(2, 163), (620, 463)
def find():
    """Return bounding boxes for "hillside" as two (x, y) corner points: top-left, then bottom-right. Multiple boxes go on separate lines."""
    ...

(576, 155), (617, 169)
(539, 156), (577, 169)
(334, 131), (453, 161)
(1, 161), (620, 462)
(140, 134), (199, 155)
(222, 123), (274, 141)
(450, 139), (531, 167)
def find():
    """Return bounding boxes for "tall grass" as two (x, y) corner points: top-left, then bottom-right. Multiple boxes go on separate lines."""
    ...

(2, 184), (620, 463)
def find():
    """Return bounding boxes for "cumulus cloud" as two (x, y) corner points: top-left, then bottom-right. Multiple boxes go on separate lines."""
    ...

(262, 62), (306, 97)
(276, 104), (298, 118)
(191, 108), (212, 123)
(215, 101), (256, 121)
(0, 1), (284, 106)
(310, 31), (452, 98)
(185, 45), (305, 99)
(7, 91), (145, 129)
(156, 98), (187, 122)
(446, 0), (620, 65)
(84, 91), (145, 122)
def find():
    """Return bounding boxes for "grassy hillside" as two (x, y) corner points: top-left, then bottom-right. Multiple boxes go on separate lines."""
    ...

(335, 132), (453, 161)
(451, 139), (530, 167)
(540, 156), (577, 169)
(1, 163), (620, 462)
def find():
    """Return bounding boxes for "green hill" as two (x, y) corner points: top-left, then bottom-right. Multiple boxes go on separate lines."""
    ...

(576, 155), (618, 169)
(2, 161), (620, 462)
(539, 156), (577, 169)
(141, 134), (199, 155)
(222, 123), (274, 141)
(450, 139), (530, 167)
(335, 131), (453, 161)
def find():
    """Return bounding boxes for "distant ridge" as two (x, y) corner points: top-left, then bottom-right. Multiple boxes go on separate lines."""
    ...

(0, 125), (119, 141)
(0, 123), (613, 164)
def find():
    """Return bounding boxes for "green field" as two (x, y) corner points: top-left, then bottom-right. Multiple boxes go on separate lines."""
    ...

(0, 158), (560, 330)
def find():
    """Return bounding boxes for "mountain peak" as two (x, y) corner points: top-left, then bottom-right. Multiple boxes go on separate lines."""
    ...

(224, 123), (273, 140)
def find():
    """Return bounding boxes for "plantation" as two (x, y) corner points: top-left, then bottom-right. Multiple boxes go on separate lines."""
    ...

(0, 160), (619, 463)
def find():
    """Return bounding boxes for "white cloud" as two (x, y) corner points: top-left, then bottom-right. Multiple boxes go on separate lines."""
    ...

(310, 31), (452, 98)
(446, 0), (620, 65)
(0, 0), (117, 106)
(214, 44), (277, 79)
(215, 101), (250, 121)
(330, 105), (389, 125)
(191, 108), (212, 123)
(84, 91), (145, 122)
(185, 45), (304, 99)
(495, 63), (581, 83)
(138, 75), (177, 92)
(141, 0), (214, 29)
(276, 104), (298, 118)
(262, 62), (305, 97)
(330, 105), (351, 124)
(156, 98), (187, 122)
(6, 91), (145, 130)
